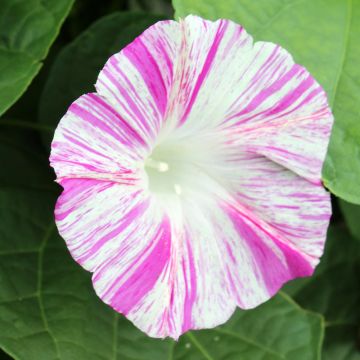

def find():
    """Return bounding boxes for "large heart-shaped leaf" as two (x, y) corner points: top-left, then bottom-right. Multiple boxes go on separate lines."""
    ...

(0, 0), (74, 116)
(172, 0), (360, 204)
(38, 11), (165, 147)
(0, 189), (324, 359)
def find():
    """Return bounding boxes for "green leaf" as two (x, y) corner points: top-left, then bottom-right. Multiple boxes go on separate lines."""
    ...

(322, 325), (360, 360)
(0, 126), (55, 192)
(177, 292), (324, 360)
(0, 187), (324, 359)
(128, 0), (173, 17)
(0, 0), (74, 116)
(38, 11), (166, 147)
(283, 226), (360, 359)
(339, 200), (360, 240)
(172, 0), (360, 203)
(287, 226), (360, 323)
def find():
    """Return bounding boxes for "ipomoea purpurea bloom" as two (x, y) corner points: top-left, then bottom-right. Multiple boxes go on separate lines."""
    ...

(50, 15), (333, 339)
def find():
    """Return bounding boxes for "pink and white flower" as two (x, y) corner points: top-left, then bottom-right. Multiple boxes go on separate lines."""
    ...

(50, 15), (333, 339)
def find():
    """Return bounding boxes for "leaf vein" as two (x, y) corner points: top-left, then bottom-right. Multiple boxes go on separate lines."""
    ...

(37, 223), (61, 359)
(329, 0), (353, 106)
(185, 332), (215, 360)
(253, 0), (308, 37)
(213, 328), (284, 359)
(112, 313), (119, 360)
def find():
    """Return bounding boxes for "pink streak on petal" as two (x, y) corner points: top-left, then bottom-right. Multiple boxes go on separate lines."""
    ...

(100, 67), (154, 137)
(69, 102), (133, 147)
(77, 196), (150, 264)
(86, 93), (147, 147)
(224, 202), (313, 295)
(123, 38), (168, 116)
(179, 20), (228, 125)
(230, 65), (307, 124)
(55, 178), (114, 222)
(108, 217), (171, 315)
(181, 236), (197, 332)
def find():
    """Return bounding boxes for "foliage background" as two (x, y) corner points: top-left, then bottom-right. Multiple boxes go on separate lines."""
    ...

(0, 0), (359, 359)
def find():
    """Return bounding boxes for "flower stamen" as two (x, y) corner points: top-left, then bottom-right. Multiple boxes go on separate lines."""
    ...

(145, 157), (169, 172)
(174, 184), (182, 195)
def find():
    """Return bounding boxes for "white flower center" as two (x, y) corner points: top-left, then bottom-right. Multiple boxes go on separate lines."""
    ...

(144, 151), (183, 196)
(143, 136), (229, 200)
(145, 158), (170, 173)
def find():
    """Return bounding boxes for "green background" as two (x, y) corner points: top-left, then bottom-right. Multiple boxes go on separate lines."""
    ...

(0, 0), (359, 359)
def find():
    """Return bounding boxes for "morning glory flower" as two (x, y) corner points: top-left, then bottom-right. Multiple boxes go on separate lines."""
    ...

(50, 15), (333, 339)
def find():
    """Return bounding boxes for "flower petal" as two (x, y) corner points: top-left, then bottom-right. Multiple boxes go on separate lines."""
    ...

(95, 19), (180, 142)
(55, 179), (154, 272)
(220, 41), (332, 183)
(50, 93), (149, 183)
(213, 152), (331, 262)
(166, 16), (254, 134)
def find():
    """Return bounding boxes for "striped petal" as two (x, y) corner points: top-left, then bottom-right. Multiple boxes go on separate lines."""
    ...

(205, 152), (332, 263)
(220, 42), (332, 183)
(166, 16), (254, 134)
(95, 19), (180, 143)
(55, 179), (153, 272)
(50, 93), (149, 184)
